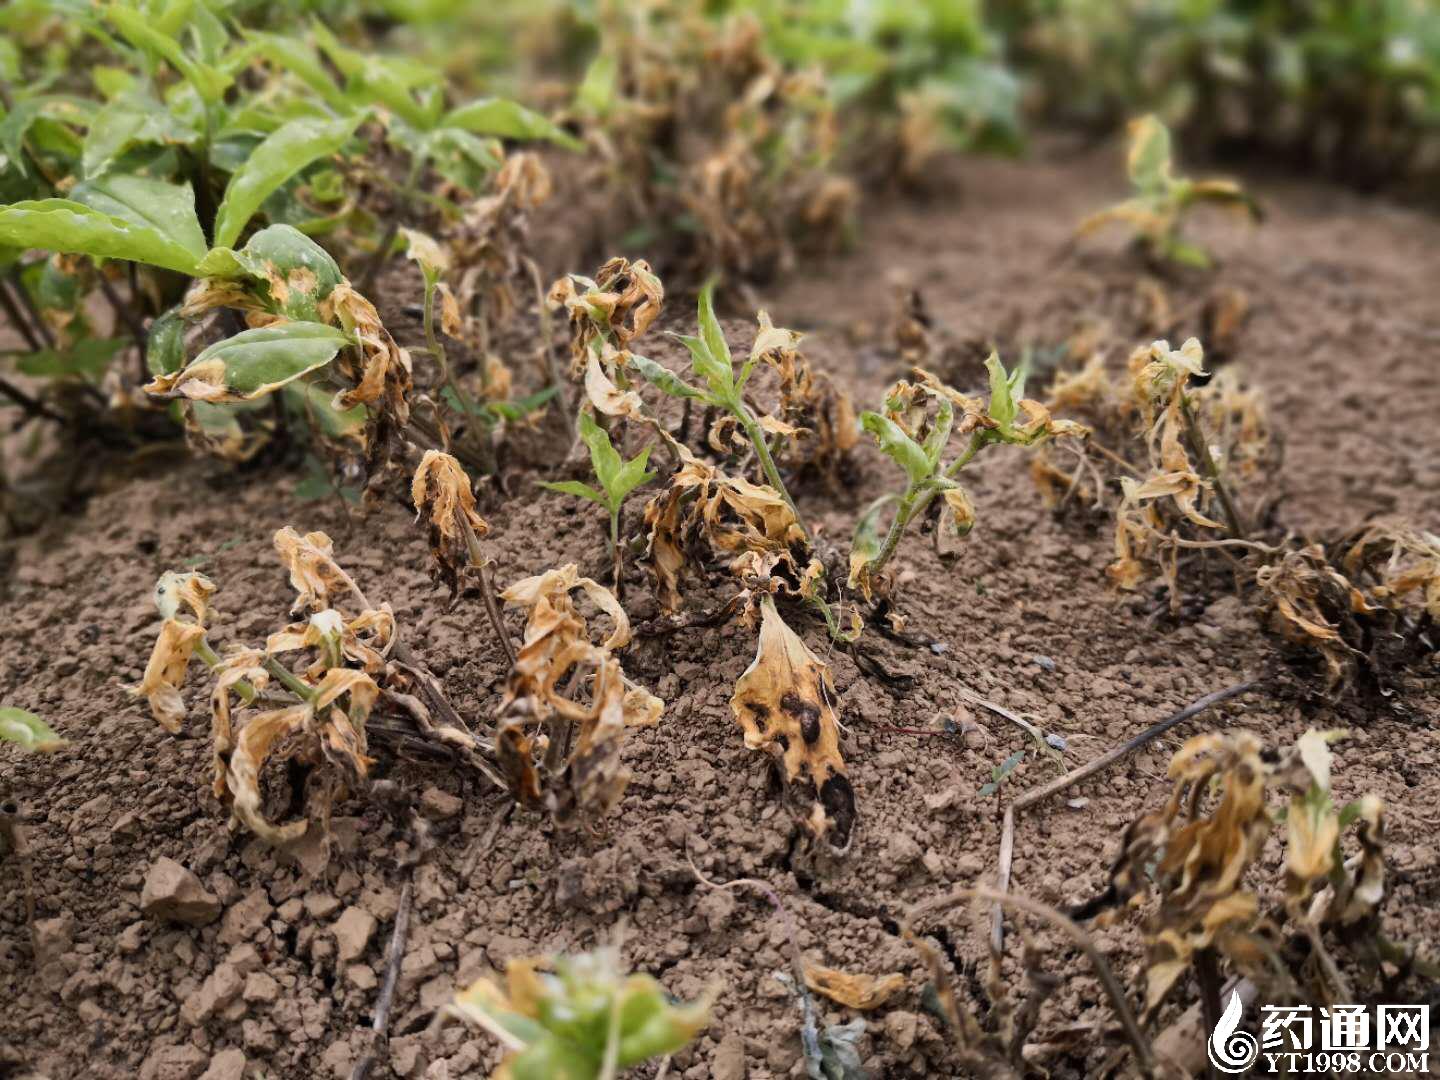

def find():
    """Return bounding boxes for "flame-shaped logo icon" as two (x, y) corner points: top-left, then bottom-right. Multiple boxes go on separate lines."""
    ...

(1208, 989), (1259, 1073)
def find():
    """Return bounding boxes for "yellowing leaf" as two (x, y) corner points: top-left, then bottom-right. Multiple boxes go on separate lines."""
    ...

(804, 964), (905, 1010)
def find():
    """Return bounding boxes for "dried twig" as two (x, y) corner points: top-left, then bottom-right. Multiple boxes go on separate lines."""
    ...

(350, 877), (414, 1080)
(911, 886), (1157, 1077)
(991, 679), (1258, 954)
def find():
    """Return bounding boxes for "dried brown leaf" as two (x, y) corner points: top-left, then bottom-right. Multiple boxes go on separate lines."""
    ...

(731, 596), (856, 853)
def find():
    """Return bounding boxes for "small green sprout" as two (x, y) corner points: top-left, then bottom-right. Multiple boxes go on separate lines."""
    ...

(541, 411), (655, 590)
(979, 750), (1025, 798)
(0, 707), (67, 753)
(1078, 114), (1261, 268)
(627, 281), (809, 538)
(442, 944), (713, 1080)
(852, 354), (1085, 602)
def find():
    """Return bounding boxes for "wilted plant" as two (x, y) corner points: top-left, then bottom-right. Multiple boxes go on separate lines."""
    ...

(852, 355), (1085, 605)
(441, 943), (712, 1079)
(412, 450), (514, 666)
(494, 564), (663, 830)
(1078, 115), (1260, 269)
(540, 411), (655, 591)
(1075, 729), (1423, 1020)
(131, 531), (496, 850)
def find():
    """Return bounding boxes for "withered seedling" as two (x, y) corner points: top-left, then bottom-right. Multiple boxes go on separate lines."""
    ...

(1079, 114), (1261, 269)
(852, 354), (1085, 607)
(495, 564), (663, 829)
(440, 943), (712, 1078)
(132, 531), (495, 853)
(412, 449), (514, 666)
(730, 593), (857, 854)
(1076, 729), (1425, 1028)
(540, 411), (655, 591)
(1105, 337), (1265, 608)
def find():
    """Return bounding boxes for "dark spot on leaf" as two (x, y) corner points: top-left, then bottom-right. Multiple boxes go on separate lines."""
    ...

(780, 691), (822, 745)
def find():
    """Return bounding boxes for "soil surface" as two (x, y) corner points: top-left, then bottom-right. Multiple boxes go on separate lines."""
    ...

(3, 141), (1439, 1080)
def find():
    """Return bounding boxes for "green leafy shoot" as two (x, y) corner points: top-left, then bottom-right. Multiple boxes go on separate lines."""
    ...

(627, 281), (808, 539)
(0, 707), (67, 753)
(851, 354), (1084, 603)
(443, 945), (713, 1080)
(1078, 115), (1261, 268)
(541, 411), (654, 588)
(979, 749), (1025, 798)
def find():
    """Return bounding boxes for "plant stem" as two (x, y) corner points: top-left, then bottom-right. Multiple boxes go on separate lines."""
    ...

(263, 656), (318, 702)
(609, 507), (622, 594)
(738, 405), (808, 539)
(457, 510), (516, 668)
(0, 276), (42, 351)
(6, 269), (54, 349)
(1179, 395), (1247, 540)
(868, 431), (986, 578)
(194, 638), (259, 706)
(0, 376), (64, 424)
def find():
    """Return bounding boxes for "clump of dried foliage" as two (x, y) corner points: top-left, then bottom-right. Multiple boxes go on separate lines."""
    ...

(1077, 729), (1430, 1021)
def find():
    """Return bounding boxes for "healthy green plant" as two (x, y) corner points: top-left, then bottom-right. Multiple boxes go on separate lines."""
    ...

(1077, 114), (1260, 268)
(540, 410), (654, 591)
(851, 354), (1085, 604)
(442, 944), (713, 1080)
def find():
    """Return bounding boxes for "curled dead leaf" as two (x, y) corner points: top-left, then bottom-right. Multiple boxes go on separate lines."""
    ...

(412, 451), (489, 599)
(803, 964), (906, 1010)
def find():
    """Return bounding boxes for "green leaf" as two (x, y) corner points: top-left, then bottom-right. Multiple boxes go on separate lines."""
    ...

(285, 381), (365, 438)
(180, 322), (350, 400)
(861, 411), (932, 485)
(0, 706), (67, 752)
(147, 306), (187, 375)
(921, 396), (953, 467)
(849, 494), (895, 567)
(0, 197), (202, 275)
(576, 54), (618, 117)
(212, 115), (361, 250)
(480, 385), (559, 422)
(242, 32), (351, 113)
(626, 353), (704, 400)
(443, 98), (582, 151)
(199, 225), (344, 321)
(994, 750), (1025, 780)
(19, 336), (126, 378)
(696, 280), (732, 381)
(538, 480), (607, 506)
(984, 352), (1019, 433)
(71, 174), (207, 268)
(82, 102), (149, 178)
(1126, 115), (1172, 193)
(578, 408), (623, 493)
(105, 5), (231, 104)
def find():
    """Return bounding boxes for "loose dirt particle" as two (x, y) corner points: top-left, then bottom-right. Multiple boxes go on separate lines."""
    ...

(332, 906), (377, 963)
(140, 857), (221, 927)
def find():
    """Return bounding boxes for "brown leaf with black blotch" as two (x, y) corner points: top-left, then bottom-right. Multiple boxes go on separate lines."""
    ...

(731, 595), (856, 853)
(133, 619), (207, 733)
(273, 527), (356, 615)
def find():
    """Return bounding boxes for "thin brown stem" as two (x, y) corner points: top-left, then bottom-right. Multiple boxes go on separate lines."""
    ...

(350, 878), (413, 1080)
(457, 511), (516, 668)
(0, 277), (42, 351)
(992, 679), (1258, 954)
(6, 269), (54, 349)
(0, 376), (64, 424)
(1180, 396), (1247, 540)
